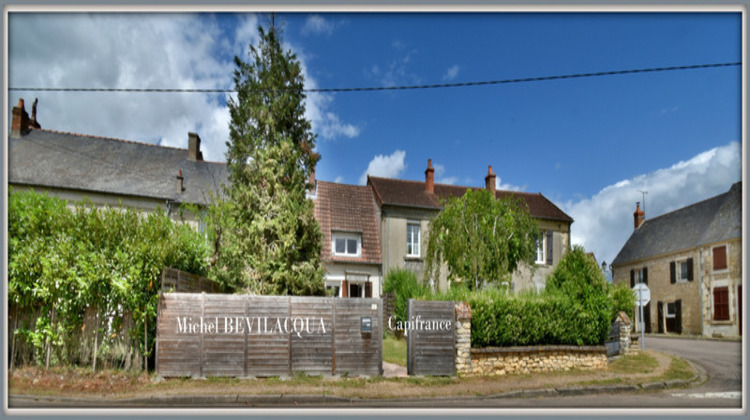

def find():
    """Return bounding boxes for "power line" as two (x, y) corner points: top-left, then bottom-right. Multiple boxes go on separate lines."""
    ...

(9, 62), (740, 94)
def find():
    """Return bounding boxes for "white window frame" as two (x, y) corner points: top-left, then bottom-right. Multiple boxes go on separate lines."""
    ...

(535, 235), (546, 264)
(332, 232), (361, 258)
(635, 268), (645, 284)
(406, 221), (421, 258)
(677, 259), (689, 283)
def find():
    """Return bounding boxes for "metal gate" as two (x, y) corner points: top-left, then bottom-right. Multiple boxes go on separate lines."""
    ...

(406, 299), (456, 376)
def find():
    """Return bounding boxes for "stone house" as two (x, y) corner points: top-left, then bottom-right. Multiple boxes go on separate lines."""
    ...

(610, 182), (742, 338)
(8, 99), (226, 228)
(368, 159), (574, 293)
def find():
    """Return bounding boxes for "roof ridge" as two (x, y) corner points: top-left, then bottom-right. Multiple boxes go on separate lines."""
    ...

(33, 128), (227, 165)
(370, 175), (538, 195)
(639, 186), (734, 227)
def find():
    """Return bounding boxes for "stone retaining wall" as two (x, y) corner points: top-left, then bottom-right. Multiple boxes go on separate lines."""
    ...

(466, 346), (608, 376)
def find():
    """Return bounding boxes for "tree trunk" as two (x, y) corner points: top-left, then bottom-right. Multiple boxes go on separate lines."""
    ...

(92, 312), (99, 373)
(143, 313), (148, 372)
(45, 308), (56, 370)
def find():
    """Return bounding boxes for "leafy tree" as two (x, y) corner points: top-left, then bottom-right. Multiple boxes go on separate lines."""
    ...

(423, 189), (539, 290)
(214, 16), (325, 295)
(609, 281), (636, 323)
(382, 268), (429, 324)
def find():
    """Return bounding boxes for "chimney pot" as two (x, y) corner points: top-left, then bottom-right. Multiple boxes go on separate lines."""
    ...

(485, 165), (497, 194)
(633, 202), (645, 230)
(425, 159), (435, 194)
(188, 132), (203, 161)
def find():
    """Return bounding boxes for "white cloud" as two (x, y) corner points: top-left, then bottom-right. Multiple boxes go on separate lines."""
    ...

(301, 14), (334, 36)
(9, 13), (357, 163)
(560, 141), (742, 267)
(359, 150), (407, 185)
(443, 65), (460, 81)
(334, 176), (345, 184)
(433, 163), (458, 185)
(495, 177), (526, 192)
(366, 41), (420, 88)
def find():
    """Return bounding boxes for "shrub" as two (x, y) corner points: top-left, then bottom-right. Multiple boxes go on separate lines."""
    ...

(383, 268), (429, 323)
(609, 281), (636, 322)
(8, 189), (210, 368)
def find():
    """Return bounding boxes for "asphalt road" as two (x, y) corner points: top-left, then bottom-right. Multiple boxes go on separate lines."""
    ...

(8, 336), (744, 411)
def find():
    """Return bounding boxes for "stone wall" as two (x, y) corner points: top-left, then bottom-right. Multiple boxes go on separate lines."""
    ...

(468, 346), (608, 376)
(454, 302), (472, 374)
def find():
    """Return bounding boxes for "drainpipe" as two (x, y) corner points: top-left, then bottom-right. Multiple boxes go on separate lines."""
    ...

(385, 209), (390, 281)
(699, 248), (704, 337)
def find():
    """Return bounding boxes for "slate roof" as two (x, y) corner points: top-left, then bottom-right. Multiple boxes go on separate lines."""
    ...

(312, 181), (381, 266)
(9, 129), (228, 205)
(611, 182), (742, 267)
(367, 176), (574, 223)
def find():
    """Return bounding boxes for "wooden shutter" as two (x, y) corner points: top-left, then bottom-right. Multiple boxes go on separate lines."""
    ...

(657, 301), (664, 333)
(713, 246), (727, 271)
(341, 280), (349, 298)
(546, 231), (553, 265)
(670, 262), (676, 284)
(675, 300), (682, 334)
(630, 270), (635, 288)
(642, 267), (648, 285)
(643, 302), (652, 333)
(687, 258), (694, 281)
(714, 287), (729, 321)
(365, 282), (372, 298)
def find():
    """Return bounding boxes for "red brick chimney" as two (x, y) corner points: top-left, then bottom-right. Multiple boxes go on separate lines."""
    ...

(484, 165), (496, 194)
(11, 98), (30, 137)
(633, 202), (645, 229)
(187, 132), (203, 161)
(425, 159), (435, 194)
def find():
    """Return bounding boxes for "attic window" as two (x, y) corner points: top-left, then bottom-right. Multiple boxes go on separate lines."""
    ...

(333, 232), (361, 257)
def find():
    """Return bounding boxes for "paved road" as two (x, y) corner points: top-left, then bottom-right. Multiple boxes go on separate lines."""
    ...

(8, 336), (743, 410)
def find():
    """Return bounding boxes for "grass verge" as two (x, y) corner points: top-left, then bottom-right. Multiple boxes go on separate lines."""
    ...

(383, 334), (407, 366)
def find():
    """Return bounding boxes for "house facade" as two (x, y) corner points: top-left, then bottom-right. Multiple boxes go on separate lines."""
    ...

(368, 160), (574, 293)
(311, 180), (382, 298)
(611, 182), (742, 338)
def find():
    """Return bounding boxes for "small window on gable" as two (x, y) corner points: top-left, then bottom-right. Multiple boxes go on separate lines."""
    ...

(713, 246), (728, 271)
(332, 232), (361, 257)
(677, 260), (689, 282)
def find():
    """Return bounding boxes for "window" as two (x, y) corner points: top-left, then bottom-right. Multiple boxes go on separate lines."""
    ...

(406, 222), (421, 257)
(631, 267), (647, 287)
(713, 286), (730, 321)
(713, 246), (728, 271)
(535, 235), (546, 264)
(332, 232), (361, 257)
(666, 302), (676, 319)
(678, 260), (689, 282)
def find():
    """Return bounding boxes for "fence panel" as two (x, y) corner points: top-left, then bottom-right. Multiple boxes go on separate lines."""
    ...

(407, 299), (456, 376)
(156, 293), (382, 378)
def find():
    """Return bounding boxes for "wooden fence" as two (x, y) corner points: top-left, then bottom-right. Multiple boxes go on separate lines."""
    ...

(406, 299), (456, 376)
(156, 293), (382, 378)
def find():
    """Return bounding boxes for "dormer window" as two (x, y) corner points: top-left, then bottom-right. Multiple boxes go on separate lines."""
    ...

(332, 232), (361, 257)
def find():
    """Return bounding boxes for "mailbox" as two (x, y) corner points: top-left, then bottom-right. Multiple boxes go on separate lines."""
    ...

(361, 316), (372, 333)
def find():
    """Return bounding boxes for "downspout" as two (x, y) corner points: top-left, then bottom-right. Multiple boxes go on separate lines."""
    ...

(166, 200), (172, 217)
(385, 209), (390, 281)
(699, 248), (704, 337)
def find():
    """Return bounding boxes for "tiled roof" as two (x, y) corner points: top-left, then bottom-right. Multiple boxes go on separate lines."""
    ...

(313, 181), (381, 265)
(367, 176), (574, 222)
(611, 182), (742, 267)
(9, 129), (228, 206)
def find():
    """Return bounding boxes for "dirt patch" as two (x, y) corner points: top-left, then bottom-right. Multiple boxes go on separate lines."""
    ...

(8, 351), (681, 401)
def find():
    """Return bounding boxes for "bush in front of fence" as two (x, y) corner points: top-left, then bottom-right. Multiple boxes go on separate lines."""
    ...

(383, 268), (430, 325)
(8, 188), (210, 369)
(428, 246), (617, 347)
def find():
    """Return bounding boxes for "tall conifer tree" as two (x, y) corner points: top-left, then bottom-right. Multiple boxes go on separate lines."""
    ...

(217, 16), (325, 295)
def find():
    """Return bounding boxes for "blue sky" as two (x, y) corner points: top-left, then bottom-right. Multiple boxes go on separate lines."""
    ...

(7, 11), (743, 269)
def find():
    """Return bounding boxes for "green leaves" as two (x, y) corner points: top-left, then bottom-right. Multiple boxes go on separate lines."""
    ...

(216, 17), (325, 296)
(8, 189), (210, 367)
(424, 189), (539, 290)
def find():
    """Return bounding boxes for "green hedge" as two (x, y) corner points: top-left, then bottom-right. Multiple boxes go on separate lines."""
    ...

(429, 246), (615, 347)
(383, 268), (429, 324)
(8, 188), (210, 368)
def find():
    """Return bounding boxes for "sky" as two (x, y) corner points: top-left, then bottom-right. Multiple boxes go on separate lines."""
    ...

(7, 11), (744, 271)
